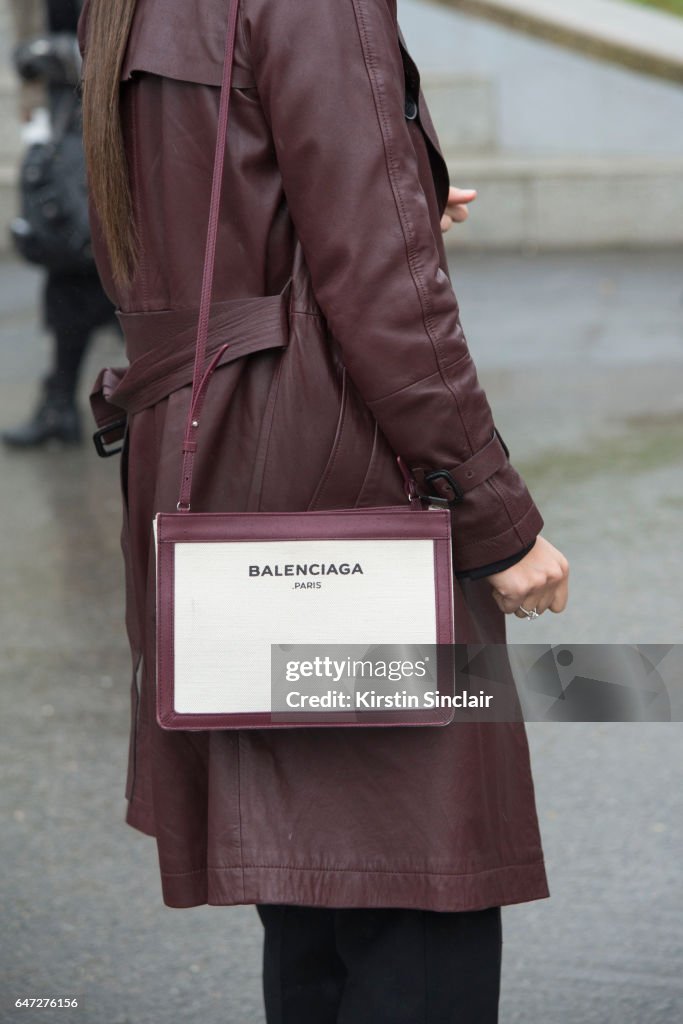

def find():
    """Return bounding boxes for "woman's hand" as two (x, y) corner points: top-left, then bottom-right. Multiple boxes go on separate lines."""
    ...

(486, 536), (570, 618)
(440, 186), (477, 233)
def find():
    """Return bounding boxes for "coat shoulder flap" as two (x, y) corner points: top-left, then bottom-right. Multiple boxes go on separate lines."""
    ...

(120, 0), (255, 88)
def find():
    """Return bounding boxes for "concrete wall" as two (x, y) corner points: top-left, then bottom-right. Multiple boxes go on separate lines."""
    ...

(1, 0), (681, 251)
(399, 0), (683, 157)
(399, 0), (683, 246)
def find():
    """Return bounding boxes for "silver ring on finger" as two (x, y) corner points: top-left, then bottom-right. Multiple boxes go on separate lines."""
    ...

(518, 606), (540, 620)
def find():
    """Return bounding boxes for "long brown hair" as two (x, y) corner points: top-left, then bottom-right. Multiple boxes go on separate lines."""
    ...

(81, 0), (138, 286)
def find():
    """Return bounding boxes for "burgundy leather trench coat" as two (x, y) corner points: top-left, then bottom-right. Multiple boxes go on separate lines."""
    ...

(80, 0), (549, 911)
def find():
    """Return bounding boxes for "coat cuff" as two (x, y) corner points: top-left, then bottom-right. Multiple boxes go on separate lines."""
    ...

(455, 540), (536, 581)
(451, 500), (544, 574)
(405, 429), (544, 573)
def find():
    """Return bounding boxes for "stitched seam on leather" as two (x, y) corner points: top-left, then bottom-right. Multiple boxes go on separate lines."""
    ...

(159, 532), (449, 543)
(352, 0), (475, 458)
(486, 473), (523, 539)
(368, 354), (471, 406)
(353, 1), (431, 334)
(160, 857), (545, 878)
(454, 501), (539, 550)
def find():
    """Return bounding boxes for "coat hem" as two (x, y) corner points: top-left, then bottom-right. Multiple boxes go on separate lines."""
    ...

(157, 858), (550, 913)
(125, 796), (156, 838)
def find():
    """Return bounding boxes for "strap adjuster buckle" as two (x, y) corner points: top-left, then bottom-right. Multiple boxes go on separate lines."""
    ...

(421, 469), (465, 508)
(92, 418), (126, 458)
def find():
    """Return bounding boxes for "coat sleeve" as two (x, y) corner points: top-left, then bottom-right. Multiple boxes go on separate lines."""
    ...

(245, 0), (543, 572)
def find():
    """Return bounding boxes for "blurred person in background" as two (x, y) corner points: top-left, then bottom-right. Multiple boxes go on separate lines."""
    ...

(2, 0), (117, 449)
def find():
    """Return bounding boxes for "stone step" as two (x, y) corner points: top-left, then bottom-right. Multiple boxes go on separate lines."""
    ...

(427, 0), (683, 86)
(420, 74), (497, 154)
(441, 153), (683, 248)
(2, 153), (682, 258)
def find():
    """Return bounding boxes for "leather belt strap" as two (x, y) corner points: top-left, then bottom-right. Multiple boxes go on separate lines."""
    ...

(411, 430), (509, 505)
(90, 291), (289, 452)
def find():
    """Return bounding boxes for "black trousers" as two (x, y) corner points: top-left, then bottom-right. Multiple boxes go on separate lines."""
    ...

(43, 270), (118, 400)
(256, 904), (502, 1024)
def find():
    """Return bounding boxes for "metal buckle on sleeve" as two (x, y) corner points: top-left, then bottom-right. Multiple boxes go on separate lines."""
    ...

(420, 469), (465, 509)
(92, 419), (126, 458)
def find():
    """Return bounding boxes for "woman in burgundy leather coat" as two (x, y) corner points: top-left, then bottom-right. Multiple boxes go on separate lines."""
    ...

(80, 1), (569, 1020)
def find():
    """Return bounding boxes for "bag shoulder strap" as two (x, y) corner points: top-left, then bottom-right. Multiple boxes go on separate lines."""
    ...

(173, 0), (453, 514)
(177, 0), (240, 511)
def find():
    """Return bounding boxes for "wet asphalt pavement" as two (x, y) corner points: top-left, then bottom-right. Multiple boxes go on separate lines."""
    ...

(1, 249), (682, 1024)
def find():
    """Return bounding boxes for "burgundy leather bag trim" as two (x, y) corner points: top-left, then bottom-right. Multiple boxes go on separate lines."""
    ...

(156, 506), (451, 544)
(156, 506), (455, 731)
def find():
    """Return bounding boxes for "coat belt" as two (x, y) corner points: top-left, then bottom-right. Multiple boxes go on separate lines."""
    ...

(90, 293), (290, 448)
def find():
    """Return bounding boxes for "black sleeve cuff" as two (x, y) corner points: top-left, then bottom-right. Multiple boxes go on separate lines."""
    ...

(455, 540), (536, 581)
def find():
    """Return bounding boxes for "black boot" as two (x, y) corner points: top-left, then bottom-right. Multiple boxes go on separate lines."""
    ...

(2, 382), (82, 448)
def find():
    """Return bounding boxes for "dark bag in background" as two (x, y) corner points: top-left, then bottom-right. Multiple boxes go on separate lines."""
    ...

(10, 89), (93, 273)
(9, 26), (93, 273)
